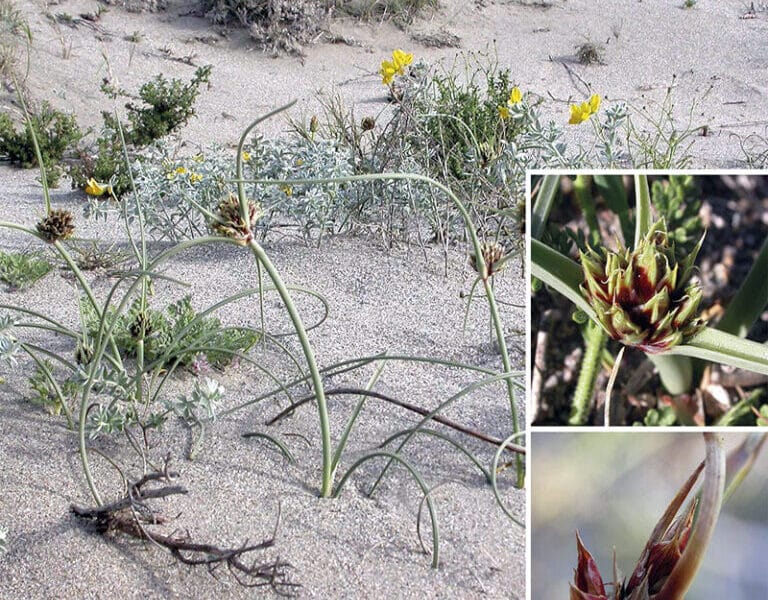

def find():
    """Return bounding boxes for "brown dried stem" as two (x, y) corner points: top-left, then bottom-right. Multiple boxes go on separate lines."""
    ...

(71, 467), (298, 595)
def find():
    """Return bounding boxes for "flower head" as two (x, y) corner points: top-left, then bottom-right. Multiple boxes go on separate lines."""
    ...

(571, 459), (706, 600)
(579, 219), (705, 354)
(189, 172), (203, 184)
(469, 241), (507, 280)
(210, 193), (263, 246)
(84, 177), (111, 197)
(569, 94), (602, 125)
(380, 49), (413, 85)
(509, 86), (523, 105)
(498, 105), (511, 119)
(36, 209), (75, 243)
(241, 151), (251, 162)
(380, 60), (398, 85)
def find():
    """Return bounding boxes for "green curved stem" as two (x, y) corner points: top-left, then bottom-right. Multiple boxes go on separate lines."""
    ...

(634, 173), (652, 247)
(656, 433), (725, 600)
(246, 238), (332, 497)
(491, 432), (526, 527)
(333, 451), (440, 568)
(381, 428), (493, 483)
(238, 170), (523, 485)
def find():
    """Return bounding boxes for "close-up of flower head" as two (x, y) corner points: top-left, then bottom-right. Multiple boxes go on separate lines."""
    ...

(579, 219), (705, 354)
(530, 173), (768, 426)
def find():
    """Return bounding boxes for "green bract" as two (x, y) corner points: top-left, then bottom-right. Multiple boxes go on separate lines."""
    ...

(578, 219), (705, 354)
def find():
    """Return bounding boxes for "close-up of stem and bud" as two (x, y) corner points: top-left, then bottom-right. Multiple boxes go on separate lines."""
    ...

(532, 432), (767, 599)
(570, 434), (725, 600)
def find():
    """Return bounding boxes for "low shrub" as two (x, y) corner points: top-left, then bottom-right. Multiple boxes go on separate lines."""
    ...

(203, 0), (332, 54)
(0, 101), (82, 186)
(71, 66), (212, 196)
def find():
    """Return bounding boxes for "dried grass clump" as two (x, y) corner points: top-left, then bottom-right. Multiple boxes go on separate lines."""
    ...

(575, 41), (605, 65)
(203, 0), (333, 54)
(0, 0), (30, 81)
(99, 0), (168, 12)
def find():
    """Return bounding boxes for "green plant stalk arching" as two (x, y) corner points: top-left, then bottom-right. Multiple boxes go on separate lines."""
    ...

(240, 168), (525, 488)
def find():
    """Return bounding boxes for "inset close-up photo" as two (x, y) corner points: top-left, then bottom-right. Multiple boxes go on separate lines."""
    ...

(531, 431), (768, 599)
(530, 173), (768, 426)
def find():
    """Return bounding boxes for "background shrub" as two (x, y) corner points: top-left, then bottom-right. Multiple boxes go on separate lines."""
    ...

(0, 101), (82, 187)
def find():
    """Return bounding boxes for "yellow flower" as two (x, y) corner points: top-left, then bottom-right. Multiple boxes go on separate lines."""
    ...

(280, 184), (293, 197)
(568, 94), (602, 125)
(380, 60), (397, 85)
(242, 151), (251, 162)
(295, 158), (304, 167)
(588, 93), (601, 113)
(189, 172), (203, 184)
(508, 87), (522, 105)
(192, 154), (204, 163)
(392, 49), (413, 71)
(380, 49), (413, 85)
(84, 177), (110, 197)
(175, 166), (187, 176)
(498, 105), (510, 119)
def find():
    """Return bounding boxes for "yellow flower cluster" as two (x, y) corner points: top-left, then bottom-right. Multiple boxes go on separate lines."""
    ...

(568, 94), (601, 125)
(380, 49), (413, 85)
(189, 172), (203, 184)
(84, 178), (112, 197)
(167, 166), (188, 180)
(242, 151), (251, 162)
(498, 86), (523, 120)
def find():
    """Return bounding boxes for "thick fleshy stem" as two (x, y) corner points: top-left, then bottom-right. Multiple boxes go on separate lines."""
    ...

(655, 432), (725, 600)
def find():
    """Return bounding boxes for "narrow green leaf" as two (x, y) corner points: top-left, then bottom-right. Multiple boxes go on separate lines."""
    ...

(531, 174), (560, 240)
(716, 237), (768, 338)
(666, 328), (768, 375)
(530, 238), (594, 317)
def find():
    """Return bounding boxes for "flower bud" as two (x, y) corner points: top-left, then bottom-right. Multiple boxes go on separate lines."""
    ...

(579, 219), (705, 354)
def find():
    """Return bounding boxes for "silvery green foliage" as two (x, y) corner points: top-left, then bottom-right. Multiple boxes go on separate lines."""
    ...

(82, 365), (137, 438)
(87, 404), (131, 439)
(0, 526), (7, 554)
(106, 137), (358, 243)
(166, 377), (224, 424)
(0, 315), (19, 366)
(597, 103), (630, 166)
(253, 136), (356, 240)
(128, 144), (233, 241)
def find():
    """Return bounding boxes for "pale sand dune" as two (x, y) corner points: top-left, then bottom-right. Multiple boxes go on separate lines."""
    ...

(0, 164), (525, 598)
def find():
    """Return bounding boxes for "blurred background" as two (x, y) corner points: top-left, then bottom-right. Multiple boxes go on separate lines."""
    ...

(531, 432), (768, 598)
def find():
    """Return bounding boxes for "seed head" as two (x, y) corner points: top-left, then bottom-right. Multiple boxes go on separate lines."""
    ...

(36, 209), (75, 243)
(579, 219), (705, 354)
(469, 241), (506, 280)
(210, 194), (263, 246)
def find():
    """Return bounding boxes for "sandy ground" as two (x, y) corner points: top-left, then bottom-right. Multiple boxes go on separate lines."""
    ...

(0, 163), (526, 598)
(3, 0), (768, 163)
